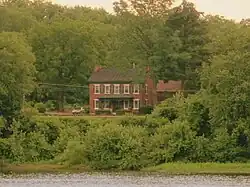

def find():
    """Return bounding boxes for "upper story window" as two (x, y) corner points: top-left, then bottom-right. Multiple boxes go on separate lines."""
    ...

(133, 84), (140, 94)
(114, 84), (120, 94)
(124, 84), (130, 94)
(145, 84), (148, 94)
(94, 84), (100, 94)
(104, 84), (110, 94)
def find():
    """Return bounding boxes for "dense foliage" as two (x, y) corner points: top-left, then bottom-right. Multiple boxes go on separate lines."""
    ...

(1, 0), (250, 169)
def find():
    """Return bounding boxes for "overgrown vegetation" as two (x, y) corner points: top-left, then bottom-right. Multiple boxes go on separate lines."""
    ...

(1, 0), (250, 171)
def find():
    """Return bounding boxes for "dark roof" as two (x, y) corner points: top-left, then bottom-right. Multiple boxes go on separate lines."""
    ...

(88, 68), (142, 83)
(156, 80), (182, 92)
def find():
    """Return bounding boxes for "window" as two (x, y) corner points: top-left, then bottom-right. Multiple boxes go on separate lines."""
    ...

(104, 100), (110, 109)
(124, 84), (130, 94)
(145, 99), (148, 106)
(114, 84), (120, 94)
(133, 84), (140, 94)
(94, 84), (100, 94)
(94, 99), (99, 110)
(133, 99), (140, 109)
(145, 84), (148, 94)
(124, 100), (130, 110)
(104, 84), (110, 94)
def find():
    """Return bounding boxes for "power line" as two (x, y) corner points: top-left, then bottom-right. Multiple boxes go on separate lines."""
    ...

(38, 83), (89, 89)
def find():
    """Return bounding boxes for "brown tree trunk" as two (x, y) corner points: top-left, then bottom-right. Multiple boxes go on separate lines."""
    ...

(57, 90), (64, 112)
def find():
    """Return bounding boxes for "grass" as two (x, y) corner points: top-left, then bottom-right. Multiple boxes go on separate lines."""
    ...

(33, 115), (146, 122)
(1, 163), (90, 174)
(142, 162), (250, 175)
(2, 162), (250, 175)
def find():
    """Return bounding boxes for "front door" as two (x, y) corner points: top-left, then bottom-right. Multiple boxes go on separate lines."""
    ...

(111, 100), (123, 112)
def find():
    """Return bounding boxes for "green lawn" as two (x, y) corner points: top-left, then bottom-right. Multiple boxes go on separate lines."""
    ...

(142, 162), (250, 175)
(33, 115), (146, 122)
(2, 162), (250, 175)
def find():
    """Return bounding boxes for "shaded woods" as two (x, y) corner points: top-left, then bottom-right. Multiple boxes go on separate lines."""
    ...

(1, 0), (250, 170)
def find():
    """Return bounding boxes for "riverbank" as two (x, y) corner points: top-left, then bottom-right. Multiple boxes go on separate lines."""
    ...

(142, 163), (250, 175)
(2, 163), (250, 175)
(1, 163), (90, 174)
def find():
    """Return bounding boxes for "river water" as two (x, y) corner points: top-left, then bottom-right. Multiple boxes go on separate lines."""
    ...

(0, 173), (250, 187)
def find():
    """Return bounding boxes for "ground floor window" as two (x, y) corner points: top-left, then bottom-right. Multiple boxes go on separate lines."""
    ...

(133, 99), (140, 109)
(124, 100), (130, 109)
(104, 100), (110, 109)
(94, 99), (99, 110)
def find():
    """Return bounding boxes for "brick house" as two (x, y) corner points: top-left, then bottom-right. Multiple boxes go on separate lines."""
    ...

(156, 80), (182, 103)
(156, 80), (198, 103)
(88, 66), (157, 114)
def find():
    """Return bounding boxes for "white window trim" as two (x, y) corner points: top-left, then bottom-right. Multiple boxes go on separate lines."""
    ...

(124, 84), (130, 94)
(114, 84), (120, 94)
(94, 84), (100, 94)
(124, 100), (130, 110)
(133, 99), (140, 110)
(104, 84), (111, 94)
(104, 100), (110, 110)
(133, 84), (140, 94)
(94, 99), (99, 110)
(145, 84), (148, 94)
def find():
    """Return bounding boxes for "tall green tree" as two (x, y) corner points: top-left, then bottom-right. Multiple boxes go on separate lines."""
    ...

(163, 0), (209, 89)
(29, 20), (100, 110)
(113, 0), (173, 17)
(200, 18), (250, 132)
(0, 32), (36, 120)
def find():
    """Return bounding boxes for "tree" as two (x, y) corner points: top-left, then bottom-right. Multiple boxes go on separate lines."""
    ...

(162, 0), (209, 90)
(200, 19), (250, 132)
(113, 0), (173, 17)
(29, 20), (100, 111)
(0, 6), (38, 33)
(0, 32), (36, 120)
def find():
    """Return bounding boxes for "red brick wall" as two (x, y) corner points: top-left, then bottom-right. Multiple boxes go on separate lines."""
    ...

(89, 81), (156, 114)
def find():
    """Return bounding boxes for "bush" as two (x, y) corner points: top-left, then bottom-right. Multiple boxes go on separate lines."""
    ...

(119, 115), (146, 127)
(35, 102), (46, 113)
(180, 94), (211, 137)
(83, 106), (90, 114)
(95, 109), (111, 115)
(209, 128), (238, 162)
(148, 120), (195, 165)
(82, 123), (148, 170)
(151, 92), (185, 122)
(45, 100), (56, 111)
(139, 106), (154, 114)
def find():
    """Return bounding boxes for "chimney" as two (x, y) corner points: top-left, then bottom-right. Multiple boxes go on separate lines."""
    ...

(94, 65), (102, 72)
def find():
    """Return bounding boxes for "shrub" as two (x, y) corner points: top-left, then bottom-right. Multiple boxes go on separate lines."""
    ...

(148, 120), (195, 165)
(0, 138), (12, 161)
(209, 128), (238, 162)
(95, 109), (111, 115)
(45, 100), (56, 111)
(35, 102), (46, 113)
(82, 123), (148, 170)
(83, 106), (90, 114)
(139, 106), (154, 114)
(151, 92), (185, 122)
(180, 94), (211, 137)
(119, 115), (146, 127)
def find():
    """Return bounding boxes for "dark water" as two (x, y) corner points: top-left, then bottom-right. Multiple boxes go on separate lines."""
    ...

(0, 173), (250, 187)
